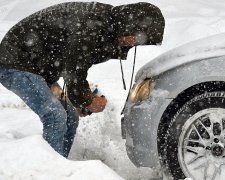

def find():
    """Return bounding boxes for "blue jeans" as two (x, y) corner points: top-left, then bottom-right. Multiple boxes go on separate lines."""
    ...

(0, 68), (79, 157)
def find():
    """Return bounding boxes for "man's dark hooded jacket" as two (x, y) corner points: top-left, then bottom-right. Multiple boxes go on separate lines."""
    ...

(0, 2), (165, 108)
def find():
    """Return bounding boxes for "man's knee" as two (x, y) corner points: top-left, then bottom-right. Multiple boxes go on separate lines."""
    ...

(39, 101), (68, 130)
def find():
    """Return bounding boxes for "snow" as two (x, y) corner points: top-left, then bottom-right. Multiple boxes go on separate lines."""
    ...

(151, 89), (170, 99)
(1, 0), (225, 180)
(0, 134), (123, 180)
(136, 33), (225, 81)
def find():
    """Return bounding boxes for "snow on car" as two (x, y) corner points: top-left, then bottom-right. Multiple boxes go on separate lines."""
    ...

(123, 33), (225, 180)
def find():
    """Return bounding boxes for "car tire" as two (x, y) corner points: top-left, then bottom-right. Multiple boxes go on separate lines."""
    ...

(161, 91), (225, 180)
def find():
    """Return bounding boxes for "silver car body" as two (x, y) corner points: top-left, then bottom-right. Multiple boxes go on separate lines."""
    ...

(123, 33), (225, 168)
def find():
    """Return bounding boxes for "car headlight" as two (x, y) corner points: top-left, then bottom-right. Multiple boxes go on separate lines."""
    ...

(129, 79), (155, 103)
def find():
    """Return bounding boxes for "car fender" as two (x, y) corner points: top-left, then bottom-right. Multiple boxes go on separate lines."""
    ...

(125, 55), (225, 168)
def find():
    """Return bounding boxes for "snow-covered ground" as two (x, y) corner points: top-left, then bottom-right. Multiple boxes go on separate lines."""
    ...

(1, 0), (225, 179)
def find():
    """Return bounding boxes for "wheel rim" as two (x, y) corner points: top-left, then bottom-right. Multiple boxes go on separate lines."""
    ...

(178, 108), (225, 180)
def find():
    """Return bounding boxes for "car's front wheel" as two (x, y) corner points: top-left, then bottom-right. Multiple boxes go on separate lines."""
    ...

(162, 91), (225, 180)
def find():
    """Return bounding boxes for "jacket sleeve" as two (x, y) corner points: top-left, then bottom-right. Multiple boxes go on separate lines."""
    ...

(64, 66), (93, 108)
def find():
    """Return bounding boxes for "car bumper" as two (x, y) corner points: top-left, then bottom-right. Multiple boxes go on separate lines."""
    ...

(122, 97), (170, 168)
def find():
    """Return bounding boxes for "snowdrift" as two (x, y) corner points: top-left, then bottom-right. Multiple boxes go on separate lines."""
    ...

(0, 134), (123, 180)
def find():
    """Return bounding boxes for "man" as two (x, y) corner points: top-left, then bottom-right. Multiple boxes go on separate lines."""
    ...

(0, 2), (165, 157)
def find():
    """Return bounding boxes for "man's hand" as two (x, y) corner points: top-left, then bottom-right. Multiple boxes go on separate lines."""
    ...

(51, 83), (63, 99)
(87, 95), (107, 113)
(50, 83), (107, 116)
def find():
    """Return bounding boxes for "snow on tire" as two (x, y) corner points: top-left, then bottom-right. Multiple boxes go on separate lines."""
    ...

(161, 91), (225, 180)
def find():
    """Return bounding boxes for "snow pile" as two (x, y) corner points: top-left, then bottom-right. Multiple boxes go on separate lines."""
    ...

(1, 0), (225, 180)
(0, 135), (123, 180)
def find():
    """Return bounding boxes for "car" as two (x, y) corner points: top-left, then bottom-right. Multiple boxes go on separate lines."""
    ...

(122, 33), (225, 180)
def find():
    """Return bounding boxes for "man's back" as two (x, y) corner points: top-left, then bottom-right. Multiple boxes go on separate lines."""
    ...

(0, 2), (114, 84)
